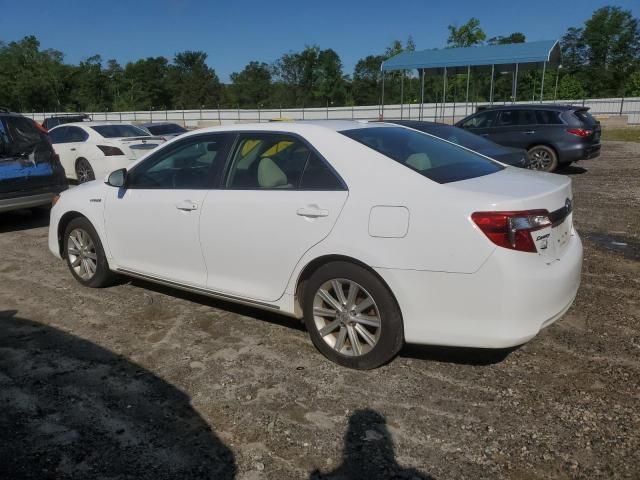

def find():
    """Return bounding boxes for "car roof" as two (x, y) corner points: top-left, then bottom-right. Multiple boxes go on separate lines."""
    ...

(476, 104), (581, 112)
(180, 120), (397, 138)
(49, 121), (141, 130)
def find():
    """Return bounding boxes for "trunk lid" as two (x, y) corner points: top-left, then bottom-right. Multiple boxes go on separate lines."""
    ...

(115, 136), (164, 160)
(450, 168), (574, 261)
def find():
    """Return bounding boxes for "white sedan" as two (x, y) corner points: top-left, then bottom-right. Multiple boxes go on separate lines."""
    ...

(48, 121), (582, 369)
(48, 122), (165, 183)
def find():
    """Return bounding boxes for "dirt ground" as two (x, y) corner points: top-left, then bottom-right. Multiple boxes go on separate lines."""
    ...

(0, 141), (639, 480)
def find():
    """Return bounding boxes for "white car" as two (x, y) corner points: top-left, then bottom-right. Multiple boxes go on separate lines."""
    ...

(48, 121), (583, 369)
(48, 122), (165, 183)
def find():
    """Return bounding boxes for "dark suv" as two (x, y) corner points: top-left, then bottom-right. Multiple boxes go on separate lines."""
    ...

(0, 110), (67, 213)
(42, 114), (91, 131)
(456, 105), (601, 172)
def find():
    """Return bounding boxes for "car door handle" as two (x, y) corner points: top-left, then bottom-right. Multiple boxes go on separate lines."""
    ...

(297, 206), (329, 218)
(70, 148), (76, 151)
(522, 131), (536, 135)
(175, 200), (198, 211)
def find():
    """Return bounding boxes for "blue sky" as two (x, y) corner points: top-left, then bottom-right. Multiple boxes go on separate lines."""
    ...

(1, 0), (638, 82)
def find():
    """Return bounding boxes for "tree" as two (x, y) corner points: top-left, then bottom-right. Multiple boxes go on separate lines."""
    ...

(316, 48), (347, 105)
(626, 71), (640, 96)
(351, 55), (384, 106)
(230, 61), (272, 107)
(169, 51), (221, 109)
(447, 18), (486, 48)
(487, 32), (526, 45)
(558, 74), (586, 99)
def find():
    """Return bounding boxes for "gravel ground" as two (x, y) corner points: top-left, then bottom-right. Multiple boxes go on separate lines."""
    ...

(0, 141), (638, 479)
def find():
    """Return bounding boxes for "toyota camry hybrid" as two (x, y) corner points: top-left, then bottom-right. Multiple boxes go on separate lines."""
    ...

(48, 121), (582, 369)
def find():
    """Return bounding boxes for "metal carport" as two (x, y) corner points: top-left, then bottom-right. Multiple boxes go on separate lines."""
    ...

(380, 40), (562, 119)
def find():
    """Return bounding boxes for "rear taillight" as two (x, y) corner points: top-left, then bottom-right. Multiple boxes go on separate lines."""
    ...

(471, 210), (551, 253)
(566, 128), (592, 137)
(97, 145), (125, 156)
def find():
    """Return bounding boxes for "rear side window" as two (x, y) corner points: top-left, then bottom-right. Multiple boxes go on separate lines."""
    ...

(342, 127), (503, 184)
(535, 110), (563, 125)
(300, 153), (343, 190)
(497, 110), (536, 126)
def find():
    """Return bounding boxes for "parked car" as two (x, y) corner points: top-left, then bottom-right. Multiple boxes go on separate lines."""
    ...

(385, 120), (530, 168)
(48, 121), (582, 369)
(138, 122), (188, 140)
(42, 114), (91, 131)
(0, 110), (67, 213)
(48, 122), (165, 183)
(456, 105), (601, 172)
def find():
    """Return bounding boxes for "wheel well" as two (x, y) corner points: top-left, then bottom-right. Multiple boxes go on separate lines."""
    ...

(294, 255), (402, 319)
(57, 211), (87, 258)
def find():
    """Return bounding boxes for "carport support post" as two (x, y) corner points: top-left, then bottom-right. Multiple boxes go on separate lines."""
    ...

(513, 63), (519, 102)
(400, 72), (404, 119)
(465, 65), (471, 116)
(489, 65), (495, 104)
(380, 69), (385, 119)
(442, 67), (447, 122)
(420, 69), (425, 121)
(540, 61), (547, 102)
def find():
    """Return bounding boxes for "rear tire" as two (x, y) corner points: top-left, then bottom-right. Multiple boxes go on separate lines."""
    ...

(527, 145), (558, 172)
(64, 217), (116, 288)
(75, 158), (95, 183)
(303, 261), (404, 369)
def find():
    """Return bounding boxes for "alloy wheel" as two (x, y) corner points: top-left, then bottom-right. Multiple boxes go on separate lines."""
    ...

(67, 228), (98, 280)
(529, 148), (553, 171)
(312, 278), (381, 356)
(77, 161), (93, 183)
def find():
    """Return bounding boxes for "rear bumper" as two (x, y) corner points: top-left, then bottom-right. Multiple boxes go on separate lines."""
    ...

(559, 143), (601, 163)
(376, 232), (583, 348)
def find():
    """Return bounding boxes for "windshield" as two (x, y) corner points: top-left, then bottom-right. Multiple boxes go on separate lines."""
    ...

(341, 126), (503, 184)
(91, 125), (149, 138)
(146, 124), (187, 135)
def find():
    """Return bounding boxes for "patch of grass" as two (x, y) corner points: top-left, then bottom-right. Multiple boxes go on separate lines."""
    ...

(601, 128), (640, 142)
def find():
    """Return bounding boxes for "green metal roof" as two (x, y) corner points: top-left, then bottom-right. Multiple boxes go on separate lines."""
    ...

(382, 40), (561, 72)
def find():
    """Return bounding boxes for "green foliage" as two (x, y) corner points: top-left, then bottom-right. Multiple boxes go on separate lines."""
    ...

(558, 74), (586, 99)
(626, 71), (640, 96)
(229, 61), (272, 107)
(488, 32), (526, 45)
(447, 18), (486, 48)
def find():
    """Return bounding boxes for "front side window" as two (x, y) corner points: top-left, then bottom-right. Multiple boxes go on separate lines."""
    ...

(497, 110), (535, 127)
(49, 127), (68, 144)
(127, 135), (232, 189)
(92, 124), (149, 138)
(461, 110), (499, 128)
(341, 127), (503, 184)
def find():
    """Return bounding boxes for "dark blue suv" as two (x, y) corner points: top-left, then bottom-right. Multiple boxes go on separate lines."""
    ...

(456, 105), (601, 172)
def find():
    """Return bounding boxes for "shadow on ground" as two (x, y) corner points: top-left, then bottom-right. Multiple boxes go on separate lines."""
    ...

(0, 310), (236, 480)
(557, 164), (588, 175)
(311, 409), (434, 479)
(0, 208), (50, 233)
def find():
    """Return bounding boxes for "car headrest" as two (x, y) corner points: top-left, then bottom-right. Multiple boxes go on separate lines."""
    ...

(257, 157), (288, 188)
(406, 152), (431, 171)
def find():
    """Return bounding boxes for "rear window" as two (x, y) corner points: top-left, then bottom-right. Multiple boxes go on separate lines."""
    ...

(92, 125), (149, 138)
(341, 127), (503, 184)
(573, 109), (597, 126)
(146, 124), (187, 135)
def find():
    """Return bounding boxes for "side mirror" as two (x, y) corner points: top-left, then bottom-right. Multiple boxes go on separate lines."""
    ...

(106, 168), (127, 188)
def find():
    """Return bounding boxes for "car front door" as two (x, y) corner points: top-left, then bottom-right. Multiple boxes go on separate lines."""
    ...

(458, 110), (500, 141)
(199, 133), (348, 302)
(490, 109), (537, 148)
(103, 133), (233, 286)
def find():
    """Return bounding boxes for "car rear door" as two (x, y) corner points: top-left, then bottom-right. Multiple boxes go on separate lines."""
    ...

(199, 132), (348, 302)
(49, 126), (76, 178)
(103, 133), (234, 286)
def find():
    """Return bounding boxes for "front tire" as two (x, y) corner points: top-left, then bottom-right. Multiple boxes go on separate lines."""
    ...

(64, 217), (115, 288)
(528, 145), (558, 172)
(75, 158), (95, 183)
(303, 261), (404, 369)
